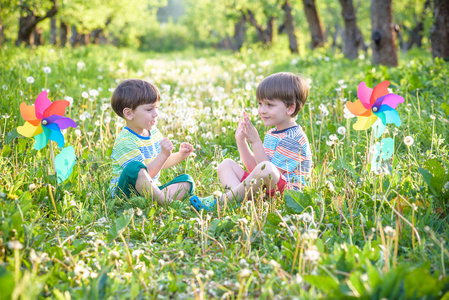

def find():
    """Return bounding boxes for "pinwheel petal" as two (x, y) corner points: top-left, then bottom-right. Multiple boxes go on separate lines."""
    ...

(46, 123), (65, 148)
(378, 138), (394, 160)
(383, 109), (401, 127)
(370, 81), (390, 105)
(34, 127), (51, 150)
(372, 118), (387, 138)
(376, 105), (401, 127)
(381, 93), (404, 109)
(34, 91), (52, 119)
(370, 151), (381, 173)
(45, 115), (77, 129)
(17, 122), (43, 138)
(357, 82), (373, 109)
(19, 103), (40, 126)
(43, 100), (70, 118)
(55, 146), (76, 183)
(353, 115), (378, 130)
(345, 100), (372, 117)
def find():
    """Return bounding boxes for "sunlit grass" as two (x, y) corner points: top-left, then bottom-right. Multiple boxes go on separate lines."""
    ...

(0, 44), (448, 298)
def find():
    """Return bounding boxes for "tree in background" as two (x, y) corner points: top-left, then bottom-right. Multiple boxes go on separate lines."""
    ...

(282, 0), (298, 53)
(371, 0), (397, 66)
(302, 0), (325, 49)
(243, 0), (280, 46)
(16, 0), (58, 46)
(430, 0), (449, 60)
(339, 0), (364, 59)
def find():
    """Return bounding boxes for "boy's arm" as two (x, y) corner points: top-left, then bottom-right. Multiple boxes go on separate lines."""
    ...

(145, 138), (173, 177)
(236, 121), (257, 171)
(242, 114), (269, 165)
(162, 142), (193, 169)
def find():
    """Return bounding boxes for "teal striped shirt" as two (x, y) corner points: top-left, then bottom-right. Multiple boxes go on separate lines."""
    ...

(110, 127), (163, 195)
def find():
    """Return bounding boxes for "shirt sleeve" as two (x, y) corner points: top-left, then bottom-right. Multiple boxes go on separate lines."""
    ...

(112, 138), (144, 168)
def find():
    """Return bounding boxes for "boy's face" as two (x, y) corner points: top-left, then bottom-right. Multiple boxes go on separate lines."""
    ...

(257, 98), (295, 128)
(126, 102), (159, 132)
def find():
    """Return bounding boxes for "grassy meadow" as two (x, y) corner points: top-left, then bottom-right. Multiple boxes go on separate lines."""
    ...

(0, 45), (449, 299)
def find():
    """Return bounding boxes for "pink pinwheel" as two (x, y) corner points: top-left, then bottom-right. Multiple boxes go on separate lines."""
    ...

(17, 91), (77, 150)
(345, 81), (404, 132)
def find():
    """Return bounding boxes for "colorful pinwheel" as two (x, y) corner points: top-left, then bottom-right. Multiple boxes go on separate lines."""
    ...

(345, 81), (404, 136)
(17, 91), (77, 150)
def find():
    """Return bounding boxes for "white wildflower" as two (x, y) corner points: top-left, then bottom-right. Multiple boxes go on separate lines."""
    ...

(404, 136), (414, 146)
(337, 126), (346, 135)
(26, 76), (34, 84)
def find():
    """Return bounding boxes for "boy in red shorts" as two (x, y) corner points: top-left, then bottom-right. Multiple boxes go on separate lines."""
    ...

(190, 72), (313, 211)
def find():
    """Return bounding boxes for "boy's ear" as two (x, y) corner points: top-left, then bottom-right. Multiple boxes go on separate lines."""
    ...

(287, 103), (296, 116)
(123, 108), (133, 120)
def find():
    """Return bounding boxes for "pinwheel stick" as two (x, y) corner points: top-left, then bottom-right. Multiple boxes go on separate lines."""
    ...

(49, 141), (57, 176)
(48, 141), (59, 220)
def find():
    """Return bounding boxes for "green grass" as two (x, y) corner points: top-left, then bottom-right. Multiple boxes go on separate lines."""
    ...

(0, 44), (448, 299)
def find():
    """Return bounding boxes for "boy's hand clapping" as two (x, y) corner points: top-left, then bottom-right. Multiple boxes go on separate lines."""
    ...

(179, 142), (194, 158)
(241, 111), (261, 145)
(160, 137), (174, 157)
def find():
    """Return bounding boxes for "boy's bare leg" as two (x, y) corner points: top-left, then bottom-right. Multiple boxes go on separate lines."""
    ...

(135, 169), (190, 205)
(162, 182), (191, 200)
(219, 161), (280, 204)
(217, 158), (246, 190)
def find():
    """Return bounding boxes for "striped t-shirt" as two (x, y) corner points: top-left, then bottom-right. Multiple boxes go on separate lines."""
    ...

(110, 127), (163, 195)
(263, 125), (312, 190)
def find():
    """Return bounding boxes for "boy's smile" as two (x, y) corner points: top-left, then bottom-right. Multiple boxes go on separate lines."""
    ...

(258, 98), (296, 131)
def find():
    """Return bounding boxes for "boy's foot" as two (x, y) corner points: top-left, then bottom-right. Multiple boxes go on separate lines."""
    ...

(190, 195), (216, 211)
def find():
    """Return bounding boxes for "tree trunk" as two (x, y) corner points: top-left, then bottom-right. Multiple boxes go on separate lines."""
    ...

(403, 0), (430, 51)
(0, 18), (3, 48)
(70, 25), (78, 47)
(33, 26), (43, 45)
(245, 10), (274, 45)
(79, 33), (89, 46)
(60, 21), (68, 47)
(232, 16), (246, 51)
(371, 0), (398, 66)
(99, 32), (108, 44)
(282, 0), (299, 53)
(16, 0), (58, 46)
(339, 0), (361, 59)
(302, 0), (325, 48)
(430, 0), (449, 60)
(90, 29), (102, 44)
(50, 16), (57, 45)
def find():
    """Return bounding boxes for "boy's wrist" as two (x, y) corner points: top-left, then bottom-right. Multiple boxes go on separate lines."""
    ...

(249, 138), (263, 146)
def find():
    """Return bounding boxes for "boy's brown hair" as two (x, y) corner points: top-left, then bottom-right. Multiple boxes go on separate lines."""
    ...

(256, 72), (309, 118)
(111, 79), (160, 118)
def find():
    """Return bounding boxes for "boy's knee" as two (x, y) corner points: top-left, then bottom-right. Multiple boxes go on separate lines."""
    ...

(218, 158), (236, 174)
(256, 162), (279, 181)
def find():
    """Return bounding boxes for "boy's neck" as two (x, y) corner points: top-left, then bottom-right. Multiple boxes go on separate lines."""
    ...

(275, 118), (297, 131)
(125, 122), (150, 137)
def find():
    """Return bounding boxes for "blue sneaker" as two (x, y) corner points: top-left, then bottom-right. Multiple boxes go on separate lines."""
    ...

(190, 195), (217, 211)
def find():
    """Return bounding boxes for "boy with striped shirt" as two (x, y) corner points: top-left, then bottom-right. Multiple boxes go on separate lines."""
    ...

(110, 79), (195, 204)
(190, 72), (312, 211)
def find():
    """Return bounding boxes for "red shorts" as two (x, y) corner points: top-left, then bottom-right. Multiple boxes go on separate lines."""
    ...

(240, 171), (287, 197)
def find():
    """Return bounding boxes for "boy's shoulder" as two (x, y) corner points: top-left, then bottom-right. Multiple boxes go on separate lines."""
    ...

(266, 125), (306, 138)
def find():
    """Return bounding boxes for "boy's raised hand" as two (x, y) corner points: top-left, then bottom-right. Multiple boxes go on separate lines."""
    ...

(160, 137), (174, 157)
(179, 142), (194, 158)
(242, 112), (261, 144)
(235, 119), (246, 142)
